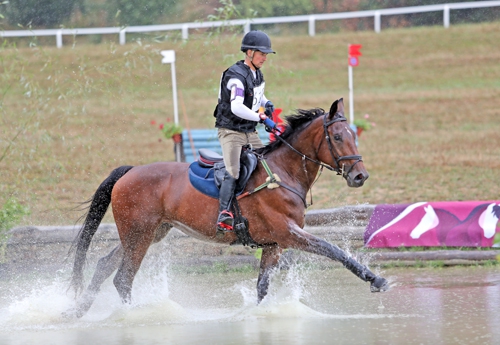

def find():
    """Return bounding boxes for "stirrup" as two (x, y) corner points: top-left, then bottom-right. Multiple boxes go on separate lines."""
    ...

(216, 210), (234, 233)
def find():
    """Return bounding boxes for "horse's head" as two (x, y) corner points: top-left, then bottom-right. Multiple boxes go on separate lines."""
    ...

(320, 98), (369, 187)
(258, 98), (369, 188)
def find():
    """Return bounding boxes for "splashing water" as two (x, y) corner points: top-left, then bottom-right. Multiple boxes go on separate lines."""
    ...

(0, 246), (408, 338)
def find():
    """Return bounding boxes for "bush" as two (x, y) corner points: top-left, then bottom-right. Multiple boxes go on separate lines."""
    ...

(0, 198), (29, 235)
(238, 0), (314, 17)
(0, 198), (29, 262)
(106, 0), (178, 26)
(5, 0), (83, 27)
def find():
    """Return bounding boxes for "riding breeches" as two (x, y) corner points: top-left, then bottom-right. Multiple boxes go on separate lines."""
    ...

(217, 128), (263, 179)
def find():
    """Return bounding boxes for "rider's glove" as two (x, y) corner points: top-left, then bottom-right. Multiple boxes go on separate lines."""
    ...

(264, 101), (275, 119)
(259, 113), (277, 132)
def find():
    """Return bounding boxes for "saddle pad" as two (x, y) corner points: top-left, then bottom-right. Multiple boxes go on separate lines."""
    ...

(188, 161), (219, 199)
(189, 160), (252, 199)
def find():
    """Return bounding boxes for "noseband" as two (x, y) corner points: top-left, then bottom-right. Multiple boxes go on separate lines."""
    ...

(322, 113), (363, 177)
(274, 112), (363, 179)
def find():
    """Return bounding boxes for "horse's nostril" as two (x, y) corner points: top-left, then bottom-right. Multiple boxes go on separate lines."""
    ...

(355, 173), (365, 182)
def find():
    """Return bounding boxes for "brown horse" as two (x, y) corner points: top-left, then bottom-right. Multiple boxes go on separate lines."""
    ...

(65, 98), (388, 318)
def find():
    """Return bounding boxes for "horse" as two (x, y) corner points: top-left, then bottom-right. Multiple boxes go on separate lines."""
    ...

(65, 98), (389, 318)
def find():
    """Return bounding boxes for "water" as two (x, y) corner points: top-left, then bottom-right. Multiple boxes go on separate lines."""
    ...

(0, 258), (499, 345)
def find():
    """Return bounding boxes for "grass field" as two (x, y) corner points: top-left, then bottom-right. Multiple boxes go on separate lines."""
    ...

(1, 22), (499, 226)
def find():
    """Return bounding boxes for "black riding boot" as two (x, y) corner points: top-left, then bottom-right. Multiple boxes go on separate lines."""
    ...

(216, 172), (237, 234)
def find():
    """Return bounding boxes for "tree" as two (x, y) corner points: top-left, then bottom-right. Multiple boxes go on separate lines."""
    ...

(238, 0), (314, 18)
(106, 0), (178, 26)
(6, 0), (83, 27)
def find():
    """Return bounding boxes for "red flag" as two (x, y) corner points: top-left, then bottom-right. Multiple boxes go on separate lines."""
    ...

(348, 44), (362, 57)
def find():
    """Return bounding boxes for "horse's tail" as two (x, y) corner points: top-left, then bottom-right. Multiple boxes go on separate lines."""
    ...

(69, 165), (134, 296)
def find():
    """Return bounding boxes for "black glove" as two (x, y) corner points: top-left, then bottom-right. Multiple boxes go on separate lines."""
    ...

(265, 101), (274, 119)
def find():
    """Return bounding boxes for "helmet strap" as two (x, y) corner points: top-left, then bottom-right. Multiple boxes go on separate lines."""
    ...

(246, 50), (260, 70)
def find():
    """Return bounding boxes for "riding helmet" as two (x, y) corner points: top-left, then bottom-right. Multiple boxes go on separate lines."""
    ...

(240, 30), (276, 54)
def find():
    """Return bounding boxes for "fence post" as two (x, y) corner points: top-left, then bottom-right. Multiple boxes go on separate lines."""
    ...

(182, 24), (189, 40)
(443, 5), (450, 28)
(374, 11), (381, 33)
(308, 15), (316, 36)
(243, 20), (251, 33)
(56, 30), (63, 48)
(119, 29), (126, 45)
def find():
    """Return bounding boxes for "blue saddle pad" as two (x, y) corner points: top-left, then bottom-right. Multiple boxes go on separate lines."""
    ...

(188, 161), (219, 199)
(188, 154), (256, 199)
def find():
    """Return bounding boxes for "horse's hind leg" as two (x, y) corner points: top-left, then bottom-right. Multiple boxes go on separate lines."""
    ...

(257, 245), (282, 303)
(113, 222), (172, 304)
(64, 245), (124, 319)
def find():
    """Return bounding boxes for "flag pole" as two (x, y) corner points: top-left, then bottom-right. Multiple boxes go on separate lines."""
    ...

(348, 64), (354, 124)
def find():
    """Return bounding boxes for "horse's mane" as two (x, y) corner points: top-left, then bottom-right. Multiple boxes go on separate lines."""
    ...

(256, 108), (325, 155)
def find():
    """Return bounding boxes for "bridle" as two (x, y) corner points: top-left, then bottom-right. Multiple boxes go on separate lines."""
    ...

(273, 112), (363, 179)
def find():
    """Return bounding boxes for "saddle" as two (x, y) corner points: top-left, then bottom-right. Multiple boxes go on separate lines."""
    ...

(188, 147), (258, 198)
(188, 147), (260, 247)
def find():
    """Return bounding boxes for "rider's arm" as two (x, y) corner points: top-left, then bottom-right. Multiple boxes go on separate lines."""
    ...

(227, 78), (261, 122)
(260, 94), (269, 107)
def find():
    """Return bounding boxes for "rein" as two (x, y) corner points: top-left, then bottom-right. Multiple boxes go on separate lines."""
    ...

(237, 111), (362, 208)
(273, 112), (363, 178)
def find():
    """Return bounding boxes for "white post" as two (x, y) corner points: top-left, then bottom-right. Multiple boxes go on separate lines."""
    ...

(170, 61), (179, 126)
(374, 11), (381, 33)
(182, 24), (189, 41)
(348, 64), (354, 124)
(443, 5), (450, 28)
(308, 15), (316, 37)
(119, 29), (126, 45)
(161, 50), (181, 161)
(244, 20), (251, 33)
(161, 51), (179, 125)
(56, 29), (63, 48)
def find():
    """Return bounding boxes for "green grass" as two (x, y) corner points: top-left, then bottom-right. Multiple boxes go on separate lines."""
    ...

(1, 22), (499, 226)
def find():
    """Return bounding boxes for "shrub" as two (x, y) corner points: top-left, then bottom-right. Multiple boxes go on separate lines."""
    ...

(0, 197), (29, 262)
(0, 198), (29, 236)
(238, 0), (314, 17)
(105, 0), (178, 26)
(5, 0), (82, 27)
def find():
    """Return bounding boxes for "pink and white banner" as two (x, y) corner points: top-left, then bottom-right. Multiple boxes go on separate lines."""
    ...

(364, 201), (500, 248)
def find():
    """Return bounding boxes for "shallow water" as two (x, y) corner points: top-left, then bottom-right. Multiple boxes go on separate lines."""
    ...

(1, 258), (499, 345)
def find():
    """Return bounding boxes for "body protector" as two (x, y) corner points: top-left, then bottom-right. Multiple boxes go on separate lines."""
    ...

(214, 61), (265, 133)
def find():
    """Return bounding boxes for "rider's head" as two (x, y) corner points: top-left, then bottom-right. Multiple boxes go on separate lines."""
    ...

(240, 30), (275, 70)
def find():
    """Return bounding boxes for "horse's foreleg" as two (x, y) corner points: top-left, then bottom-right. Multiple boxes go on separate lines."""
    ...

(257, 245), (282, 303)
(284, 227), (389, 292)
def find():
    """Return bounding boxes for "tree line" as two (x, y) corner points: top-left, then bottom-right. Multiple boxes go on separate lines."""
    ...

(1, 0), (498, 30)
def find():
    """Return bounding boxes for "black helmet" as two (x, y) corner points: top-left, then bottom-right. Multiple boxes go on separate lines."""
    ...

(240, 30), (276, 54)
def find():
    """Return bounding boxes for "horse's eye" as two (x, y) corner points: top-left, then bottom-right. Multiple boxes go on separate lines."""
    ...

(333, 134), (341, 141)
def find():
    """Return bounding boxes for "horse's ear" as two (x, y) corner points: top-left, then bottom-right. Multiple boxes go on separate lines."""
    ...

(328, 98), (344, 119)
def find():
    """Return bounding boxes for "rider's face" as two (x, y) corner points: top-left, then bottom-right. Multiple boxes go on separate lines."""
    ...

(248, 50), (268, 69)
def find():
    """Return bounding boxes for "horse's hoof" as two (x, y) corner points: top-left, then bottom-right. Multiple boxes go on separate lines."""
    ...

(61, 307), (85, 320)
(61, 309), (77, 320)
(370, 276), (389, 292)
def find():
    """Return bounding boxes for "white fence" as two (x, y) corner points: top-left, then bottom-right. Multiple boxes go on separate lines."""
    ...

(1, 1), (499, 48)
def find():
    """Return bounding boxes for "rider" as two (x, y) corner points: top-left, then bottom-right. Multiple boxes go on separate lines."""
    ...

(213, 30), (277, 234)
